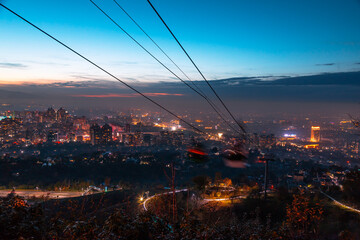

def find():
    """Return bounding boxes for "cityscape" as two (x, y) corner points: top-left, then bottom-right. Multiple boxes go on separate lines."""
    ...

(1, 0), (360, 239)
(1, 106), (360, 238)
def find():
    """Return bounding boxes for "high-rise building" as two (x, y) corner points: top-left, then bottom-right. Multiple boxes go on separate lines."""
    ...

(90, 123), (112, 145)
(125, 134), (135, 145)
(25, 128), (33, 140)
(125, 124), (131, 133)
(45, 107), (56, 122)
(160, 131), (171, 145)
(143, 134), (152, 146)
(0, 118), (21, 140)
(47, 130), (57, 143)
(310, 126), (321, 142)
(90, 124), (102, 145)
(135, 131), (145, 145)
(101, 124), (112, 143)
(56, 107), (68, 122)
(259, 134), (276, 148)
(68, 132), (75, 142)
(73, 116), (88, 130)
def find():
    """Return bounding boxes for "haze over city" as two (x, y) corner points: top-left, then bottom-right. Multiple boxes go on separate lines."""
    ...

(0, 0), (360, 239)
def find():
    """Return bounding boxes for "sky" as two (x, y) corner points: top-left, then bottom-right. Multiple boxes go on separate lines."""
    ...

(0, 0), (360, 84)
(0, 0), (360, 117)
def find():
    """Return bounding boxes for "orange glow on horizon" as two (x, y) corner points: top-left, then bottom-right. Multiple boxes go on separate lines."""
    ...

(0, 79), (81, 86)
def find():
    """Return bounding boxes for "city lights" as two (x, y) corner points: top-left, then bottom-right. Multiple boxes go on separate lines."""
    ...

(0, 0), (359, 237)
(310, 126), (321, 142)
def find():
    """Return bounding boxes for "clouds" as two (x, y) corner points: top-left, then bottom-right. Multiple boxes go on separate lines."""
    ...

(315, 63), (335, 66)
(264, 71), (360, 86)
(70, 74), (109, 82)
(0, 70), (360, 116)
(0, 62), (27, 69)
(2, 71), (359, 90)
(209, 71), (360, 87)
(72, 93), (184, 98)
(13, 80), (128, 89)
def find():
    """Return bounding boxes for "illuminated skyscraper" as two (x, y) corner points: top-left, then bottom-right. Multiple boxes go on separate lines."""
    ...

(56, 107), (68, 122)
(101, 124), (112, 143)
(310, 126), (321, 142)
(90, 124), (112, 145)
(90, 124), (101, 145)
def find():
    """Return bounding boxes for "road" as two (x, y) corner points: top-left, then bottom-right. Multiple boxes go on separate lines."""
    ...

(202, 195), (246, 202)
(142, 188), (247, 211)
(0, 190), (83, 199)
(320, 190), (360, 214)
(143, 189), (189, 211)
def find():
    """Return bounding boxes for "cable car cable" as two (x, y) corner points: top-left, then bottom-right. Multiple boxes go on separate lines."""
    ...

(146, 0), (247, 134)
(0, 3), (205, 134)
(89, 0), (242, 135)
(113, 0), (205, 97)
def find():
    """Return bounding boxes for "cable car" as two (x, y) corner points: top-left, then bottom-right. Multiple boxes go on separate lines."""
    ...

(222, 143), (248, 168)
(187, 143), (208, 163)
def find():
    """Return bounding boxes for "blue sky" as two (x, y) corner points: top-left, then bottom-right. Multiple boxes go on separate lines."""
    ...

(0, 0), (360, 84)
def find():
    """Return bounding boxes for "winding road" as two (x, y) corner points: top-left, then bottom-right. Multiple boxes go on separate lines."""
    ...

(142, 188), (246, 211)
(320, 190), (360, 214)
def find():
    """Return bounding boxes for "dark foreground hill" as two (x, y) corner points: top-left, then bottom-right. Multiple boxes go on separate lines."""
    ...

(1, 189), (360, 239)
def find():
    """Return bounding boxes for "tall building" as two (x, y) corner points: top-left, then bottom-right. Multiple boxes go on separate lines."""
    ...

(125, 124), (131, 133)
(143, 134), (152, 146)
(25, 128), (33, 140)
(101, 124), (112, 143)
(0, 117), (21, 140)
(259, 134), (276, 148)
(90, 123), (112, 145)
(47, 130), (57, 143)
(45, 107), (56, 122)
(56, 107), (68, 122)
(90, 124), (101, 145)
(311, 126), (321, 142)
(160, 131), (171, 145)
(73, 116), (88, 130)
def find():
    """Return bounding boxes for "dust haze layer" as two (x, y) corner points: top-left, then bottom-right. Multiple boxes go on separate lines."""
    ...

(1, 71), (359, 118)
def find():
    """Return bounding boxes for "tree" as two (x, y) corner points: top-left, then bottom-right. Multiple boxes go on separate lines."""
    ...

(342, 171), (360, 205)
(283, 193), (323, 239)
(192, 175), (211, 191)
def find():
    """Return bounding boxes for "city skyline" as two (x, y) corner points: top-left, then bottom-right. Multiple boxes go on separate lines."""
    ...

(1, 1), (360, 239)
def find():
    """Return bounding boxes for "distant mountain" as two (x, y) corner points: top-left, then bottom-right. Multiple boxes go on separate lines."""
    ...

(265, 71), (360, 86)
(215, 71), (360, 86)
